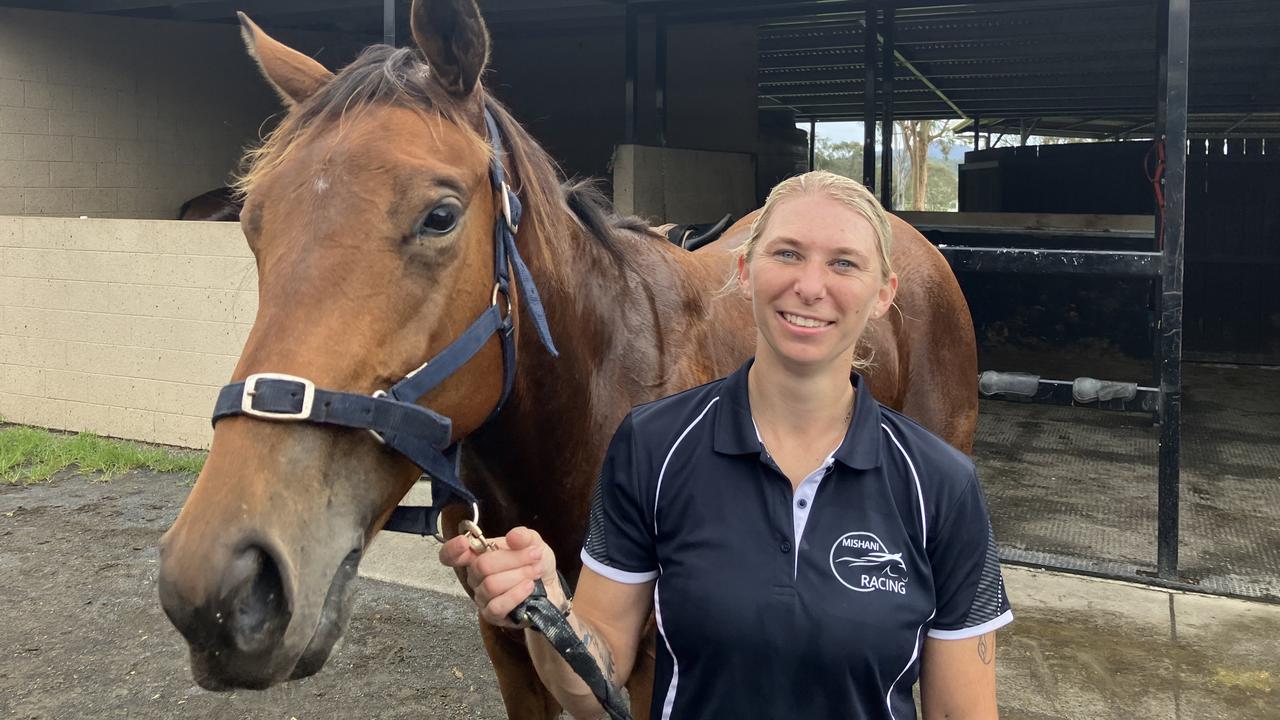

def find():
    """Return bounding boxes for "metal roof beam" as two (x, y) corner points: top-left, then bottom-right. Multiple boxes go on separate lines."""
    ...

(782, 99), (1166, 114)
(879, 21), (967, 119)
(759, 65), (1151, 84)
(766, 85), (1163, 104)
(0, 0), (171, 10)
(170, 0), (375, 22)
(762, 77), (1190, 95)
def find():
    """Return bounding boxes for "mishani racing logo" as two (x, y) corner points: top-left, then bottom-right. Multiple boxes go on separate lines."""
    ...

(829, 531), (909, 594)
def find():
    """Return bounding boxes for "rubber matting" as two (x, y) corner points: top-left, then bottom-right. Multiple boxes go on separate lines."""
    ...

(975, 362), (1280, 601)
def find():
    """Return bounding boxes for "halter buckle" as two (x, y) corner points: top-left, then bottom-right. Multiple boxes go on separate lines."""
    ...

(500, 182), (518, 234)
(241, 373), (315, 421)
(367, 390), (388, 444)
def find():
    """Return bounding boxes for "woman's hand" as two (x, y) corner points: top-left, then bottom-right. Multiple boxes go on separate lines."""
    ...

(439, 526), (561, 628)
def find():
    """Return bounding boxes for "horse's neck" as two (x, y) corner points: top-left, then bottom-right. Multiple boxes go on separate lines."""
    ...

(464, 220), (737, 542)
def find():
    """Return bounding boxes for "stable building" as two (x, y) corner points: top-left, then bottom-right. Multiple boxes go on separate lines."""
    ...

(1, 0), (1277, 599)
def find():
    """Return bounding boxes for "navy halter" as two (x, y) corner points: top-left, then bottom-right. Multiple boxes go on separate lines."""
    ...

(212, 104), (558, 539)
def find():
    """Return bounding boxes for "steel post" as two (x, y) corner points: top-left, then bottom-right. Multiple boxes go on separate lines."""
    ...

(862, 6), (877, 190)
(879, 5), (895, 210)
(809, 119), (817, 171)
(655, 12), (667, 146)
(1156, 0), (1189, 581)
(624, 6), (638, 144)
(383, 0), (395, 46)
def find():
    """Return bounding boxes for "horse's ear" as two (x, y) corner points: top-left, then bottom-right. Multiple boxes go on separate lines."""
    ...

(410, 0), (490, 97)
(238, 12), (334, 106)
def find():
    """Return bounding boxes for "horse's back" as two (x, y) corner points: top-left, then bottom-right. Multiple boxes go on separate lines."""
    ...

(178, 187), (242, 222)
(884, 214), (977, 453)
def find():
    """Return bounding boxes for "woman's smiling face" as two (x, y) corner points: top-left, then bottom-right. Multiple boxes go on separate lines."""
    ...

(738, 192), (898, 372)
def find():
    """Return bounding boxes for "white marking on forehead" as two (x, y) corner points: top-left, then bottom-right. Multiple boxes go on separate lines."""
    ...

(314, 177), (330, 193)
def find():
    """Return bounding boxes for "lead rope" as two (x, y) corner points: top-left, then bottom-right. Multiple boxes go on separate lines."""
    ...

(459, 521), (633, 720)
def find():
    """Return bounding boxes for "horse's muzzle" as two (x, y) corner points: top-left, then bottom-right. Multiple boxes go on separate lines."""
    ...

(158, 537), (296, 689)
(158, 520), (368, 690)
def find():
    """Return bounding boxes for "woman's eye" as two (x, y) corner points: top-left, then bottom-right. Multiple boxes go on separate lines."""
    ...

(776, 250), (799, 260)
(834, 259), (856, 270)
(417, 204), (460, 236)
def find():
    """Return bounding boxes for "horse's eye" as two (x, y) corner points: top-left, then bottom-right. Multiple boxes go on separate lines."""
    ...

(417, 203), (460, 236)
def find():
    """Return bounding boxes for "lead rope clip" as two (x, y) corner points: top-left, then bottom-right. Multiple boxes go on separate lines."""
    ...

(460, 519), (498, 555)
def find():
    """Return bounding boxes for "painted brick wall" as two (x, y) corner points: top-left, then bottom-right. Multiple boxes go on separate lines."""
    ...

(0, 216), (256, 448)
(0, 7), (366, 220)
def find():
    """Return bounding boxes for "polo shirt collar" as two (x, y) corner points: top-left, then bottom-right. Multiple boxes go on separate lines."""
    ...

(712, 360), (759, 456)
(838, 371), (883, 470)
(713, 358), (883, 470)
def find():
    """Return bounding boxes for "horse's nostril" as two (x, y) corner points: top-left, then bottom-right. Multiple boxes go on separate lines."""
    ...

(223, 544), (289, 654)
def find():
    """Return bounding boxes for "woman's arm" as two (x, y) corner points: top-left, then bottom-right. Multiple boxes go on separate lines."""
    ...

(440, 527), (653, 720)
(919, 632), (999, 720)
(525, 567), (653, 718)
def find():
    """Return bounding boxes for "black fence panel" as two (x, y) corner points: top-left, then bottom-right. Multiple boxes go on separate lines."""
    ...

(956, 139), (1280, 364)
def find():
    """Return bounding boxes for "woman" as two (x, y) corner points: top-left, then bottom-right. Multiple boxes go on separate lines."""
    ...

(440, 171), (1012, 719)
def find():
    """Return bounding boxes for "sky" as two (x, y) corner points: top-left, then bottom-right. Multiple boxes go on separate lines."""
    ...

(813, 121), (865, 144)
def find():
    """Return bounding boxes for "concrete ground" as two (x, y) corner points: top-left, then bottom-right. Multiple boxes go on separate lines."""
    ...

(363, 485), (1280, 720)
(1, 474), (1276, 719)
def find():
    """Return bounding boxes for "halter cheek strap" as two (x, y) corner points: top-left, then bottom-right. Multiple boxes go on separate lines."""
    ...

(211, 103), (557, 539)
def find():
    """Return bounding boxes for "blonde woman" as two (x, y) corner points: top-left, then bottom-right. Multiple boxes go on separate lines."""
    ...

(441, 171), (1011, 719)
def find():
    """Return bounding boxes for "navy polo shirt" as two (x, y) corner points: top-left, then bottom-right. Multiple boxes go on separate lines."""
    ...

(581, 359), (1012, 720)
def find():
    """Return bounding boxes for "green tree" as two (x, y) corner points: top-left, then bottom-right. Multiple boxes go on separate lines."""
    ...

(923, 158), (958, 211)
(898, 120), (966, 211)
(811, 132), (957, 212)
(813, 138), (865, 180)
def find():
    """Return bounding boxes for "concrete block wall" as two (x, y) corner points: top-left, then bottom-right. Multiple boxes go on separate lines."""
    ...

(0, 216), (255, 448)
(612, 144), (757, 226)
(0, 7), (366, 220)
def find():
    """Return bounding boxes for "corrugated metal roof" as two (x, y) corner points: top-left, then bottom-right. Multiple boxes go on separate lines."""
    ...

(3, 0), (1274, 137)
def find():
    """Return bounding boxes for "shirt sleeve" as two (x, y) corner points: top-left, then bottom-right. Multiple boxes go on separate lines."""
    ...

(580, 413), (660, 584)
(927, 468), (1013, 639)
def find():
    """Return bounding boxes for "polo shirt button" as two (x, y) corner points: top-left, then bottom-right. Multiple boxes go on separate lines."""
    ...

(780, 541), (792, 553)
(797, 498), (808, 508)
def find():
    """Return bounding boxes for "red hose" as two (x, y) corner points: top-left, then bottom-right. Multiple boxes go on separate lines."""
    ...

(1145, 140), (1167, 250)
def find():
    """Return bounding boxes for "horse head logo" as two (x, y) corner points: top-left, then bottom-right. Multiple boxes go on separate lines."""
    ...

(829, 532), (910, 593)
(836, 551), (908, 578)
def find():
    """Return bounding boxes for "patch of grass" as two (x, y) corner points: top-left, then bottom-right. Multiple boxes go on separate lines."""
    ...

(0, 424), (205, 484)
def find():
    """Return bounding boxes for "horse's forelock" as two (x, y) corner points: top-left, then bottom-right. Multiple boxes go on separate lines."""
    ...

(233, 42), (651, 291)
(234, 45), (489, 198)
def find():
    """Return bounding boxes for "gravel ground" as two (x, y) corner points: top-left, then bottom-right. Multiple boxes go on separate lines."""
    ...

(0, 471), (508, 720)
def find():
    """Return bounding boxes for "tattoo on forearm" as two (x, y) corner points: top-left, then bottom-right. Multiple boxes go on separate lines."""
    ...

(575, 617), (617, 682)
(977, 633), (993, 665)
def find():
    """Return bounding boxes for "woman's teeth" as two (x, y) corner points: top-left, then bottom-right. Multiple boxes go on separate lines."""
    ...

(783, 313), (831, 328)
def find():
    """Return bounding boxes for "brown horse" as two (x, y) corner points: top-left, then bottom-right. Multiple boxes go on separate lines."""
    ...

(156, 1), (977, 717)
(177, 186), (243, 221)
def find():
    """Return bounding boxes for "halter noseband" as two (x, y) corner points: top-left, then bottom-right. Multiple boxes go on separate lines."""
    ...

(211, 104), (559, 540)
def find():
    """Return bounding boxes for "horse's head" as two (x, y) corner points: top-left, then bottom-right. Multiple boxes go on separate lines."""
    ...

(157, 0), (553, 690)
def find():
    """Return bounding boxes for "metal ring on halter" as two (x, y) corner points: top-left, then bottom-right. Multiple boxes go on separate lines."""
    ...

(367, 390), (388, 444)
(433, 502), (480, 544)
(491, 282), (512, 320)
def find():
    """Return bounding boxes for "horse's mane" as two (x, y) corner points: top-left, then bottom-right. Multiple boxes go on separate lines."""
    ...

(563, 179), (655, 271)
(235, 44), (656, 276)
